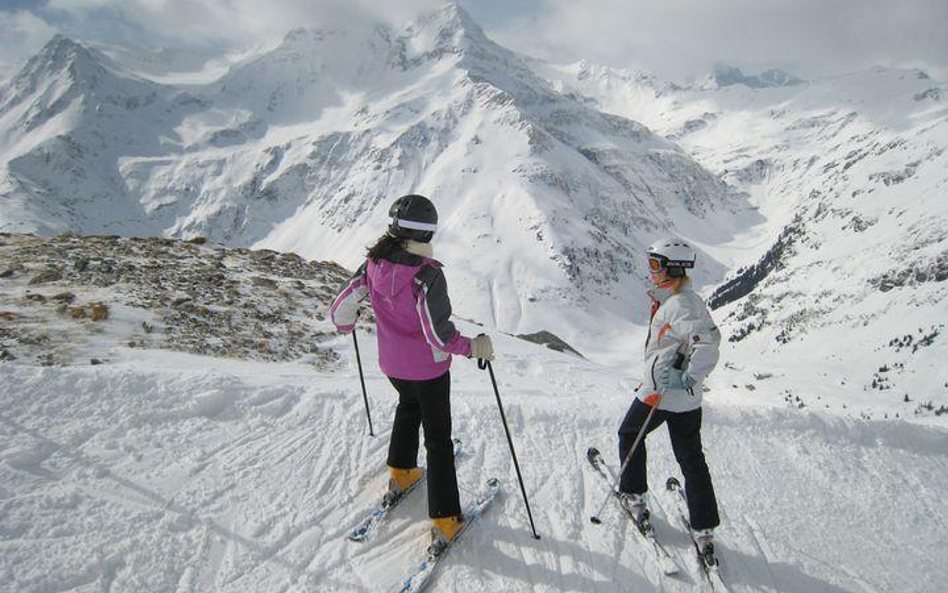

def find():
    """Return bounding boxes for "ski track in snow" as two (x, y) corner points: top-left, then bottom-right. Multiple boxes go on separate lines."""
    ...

(1, 333), (946, 593)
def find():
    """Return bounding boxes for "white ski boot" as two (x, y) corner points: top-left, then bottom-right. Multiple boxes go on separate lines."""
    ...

(618, 492), (652, 534)
(692, 528), (717, 566)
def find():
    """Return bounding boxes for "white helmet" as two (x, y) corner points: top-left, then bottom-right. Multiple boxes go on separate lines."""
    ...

(647, 236), (696, 278)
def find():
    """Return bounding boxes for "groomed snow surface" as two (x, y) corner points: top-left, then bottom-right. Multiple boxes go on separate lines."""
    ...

(2, 323), (945, 592)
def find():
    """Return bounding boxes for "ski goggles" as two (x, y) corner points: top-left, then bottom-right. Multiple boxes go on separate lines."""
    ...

(649, 254), (693, 272)
(648, 257), (666, 272)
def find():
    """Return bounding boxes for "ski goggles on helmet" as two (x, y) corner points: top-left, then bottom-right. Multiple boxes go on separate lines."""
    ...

(648, 253), (693, 278)
(648, 256), (666, 272)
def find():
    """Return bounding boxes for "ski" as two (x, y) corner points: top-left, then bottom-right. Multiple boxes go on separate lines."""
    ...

(665, 477), (729, 592)
(586, 447), (679, 575)
(396, 478), (501, 593)
(348, 438), (462, 543)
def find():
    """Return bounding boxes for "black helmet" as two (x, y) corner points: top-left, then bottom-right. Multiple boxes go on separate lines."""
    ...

(388, 194), (438, 243)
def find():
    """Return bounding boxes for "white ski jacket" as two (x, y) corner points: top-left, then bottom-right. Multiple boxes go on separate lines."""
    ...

(640, 282), (721, 413)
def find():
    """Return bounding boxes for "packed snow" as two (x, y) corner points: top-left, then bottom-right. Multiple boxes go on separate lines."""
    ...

(2, 326), (946, 592)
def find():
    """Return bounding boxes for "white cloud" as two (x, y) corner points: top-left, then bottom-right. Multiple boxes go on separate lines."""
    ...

(0, 0), (447, 80)
(2, 1), (945, 83)
(487, 0), (948, 81)
(44, 0), (443, 47)
(0, 10), (57, 79)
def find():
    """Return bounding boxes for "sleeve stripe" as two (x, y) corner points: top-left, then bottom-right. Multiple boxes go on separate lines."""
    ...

(416, 285), (447, 350)
(330, 275), (367, 325)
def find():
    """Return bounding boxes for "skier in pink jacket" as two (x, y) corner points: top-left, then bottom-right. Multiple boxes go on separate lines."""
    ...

(330, 194), (493, 552)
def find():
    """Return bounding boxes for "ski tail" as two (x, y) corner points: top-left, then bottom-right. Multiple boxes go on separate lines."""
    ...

(397, 478), (501, 593)
(666, 476), (729, 591)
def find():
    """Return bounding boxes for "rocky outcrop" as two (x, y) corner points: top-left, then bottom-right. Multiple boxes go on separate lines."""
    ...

(0, 233), (357, 367)
(516, 330), (583, 357)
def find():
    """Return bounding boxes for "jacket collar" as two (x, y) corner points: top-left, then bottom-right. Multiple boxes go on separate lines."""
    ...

(647, 277), (690, 305)
(404, 240), (433, 259)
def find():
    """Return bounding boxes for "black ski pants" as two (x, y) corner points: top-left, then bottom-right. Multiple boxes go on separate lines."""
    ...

(387, 371), (461, 519)
(618, 399), (720, 530)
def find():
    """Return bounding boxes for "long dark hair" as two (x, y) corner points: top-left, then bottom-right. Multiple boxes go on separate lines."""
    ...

(367, 233), (404, 262)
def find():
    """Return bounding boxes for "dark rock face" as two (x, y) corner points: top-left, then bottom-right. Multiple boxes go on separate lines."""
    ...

(712, 65), (804, 89)
(869, 252), (948, 292)
(28, 270), (62, 285)
(708, 217), (805, 311)
(516, 330), (583, 357)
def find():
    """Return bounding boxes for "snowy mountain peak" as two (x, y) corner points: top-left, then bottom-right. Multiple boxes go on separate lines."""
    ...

(408, 2), (488, 46)
(1, 35), (98, 112)
(0, 33), (167, 143)
(30, 34), (89, 70)
(706, 64), (805, 89)
(390, 3), (502, 73)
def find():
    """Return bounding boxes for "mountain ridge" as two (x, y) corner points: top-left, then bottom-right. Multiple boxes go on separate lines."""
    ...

(0, 5), (749, 357)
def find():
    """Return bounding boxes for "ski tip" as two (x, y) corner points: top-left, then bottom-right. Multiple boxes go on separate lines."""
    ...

(665, 476), (681, 491)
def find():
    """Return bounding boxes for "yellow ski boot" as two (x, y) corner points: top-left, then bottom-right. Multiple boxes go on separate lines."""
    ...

(427, 515), (464, 557)
(383, 467), (423, 508)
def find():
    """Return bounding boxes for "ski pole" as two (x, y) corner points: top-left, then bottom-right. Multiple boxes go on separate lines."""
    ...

(351, 328), (375, 437)
(589, 389), (663, 524)
(479, 357), (541, 540)
(590, 350), (687, 524)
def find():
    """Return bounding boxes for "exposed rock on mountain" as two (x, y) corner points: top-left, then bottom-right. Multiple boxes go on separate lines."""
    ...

(0, 233), (353, 367)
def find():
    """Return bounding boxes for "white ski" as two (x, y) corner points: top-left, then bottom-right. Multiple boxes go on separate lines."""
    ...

(665, 476), (730, 592)
(586, 447), (680, 575)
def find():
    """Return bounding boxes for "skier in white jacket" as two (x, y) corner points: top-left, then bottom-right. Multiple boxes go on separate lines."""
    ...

(618, 237), (722, 554)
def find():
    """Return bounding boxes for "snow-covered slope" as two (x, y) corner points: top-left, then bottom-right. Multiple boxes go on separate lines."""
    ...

(536, 61), (948, 418)
(0, 35), (186, 236)
(0, 5), (751, 359)
(3, 235), (945, 593)
(3, 324), (946, 592)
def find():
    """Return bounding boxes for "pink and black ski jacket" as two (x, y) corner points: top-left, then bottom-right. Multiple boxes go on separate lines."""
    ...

(330, 249), (472, 381)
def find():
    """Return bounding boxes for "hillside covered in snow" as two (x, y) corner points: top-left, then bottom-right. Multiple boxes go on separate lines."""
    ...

(0, 4), (751, 360)
(2, 233), (947, 593)
(535, 59), (948, 416)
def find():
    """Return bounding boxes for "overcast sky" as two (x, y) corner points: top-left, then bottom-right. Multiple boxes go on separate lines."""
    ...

(1, 0), (946, 82)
